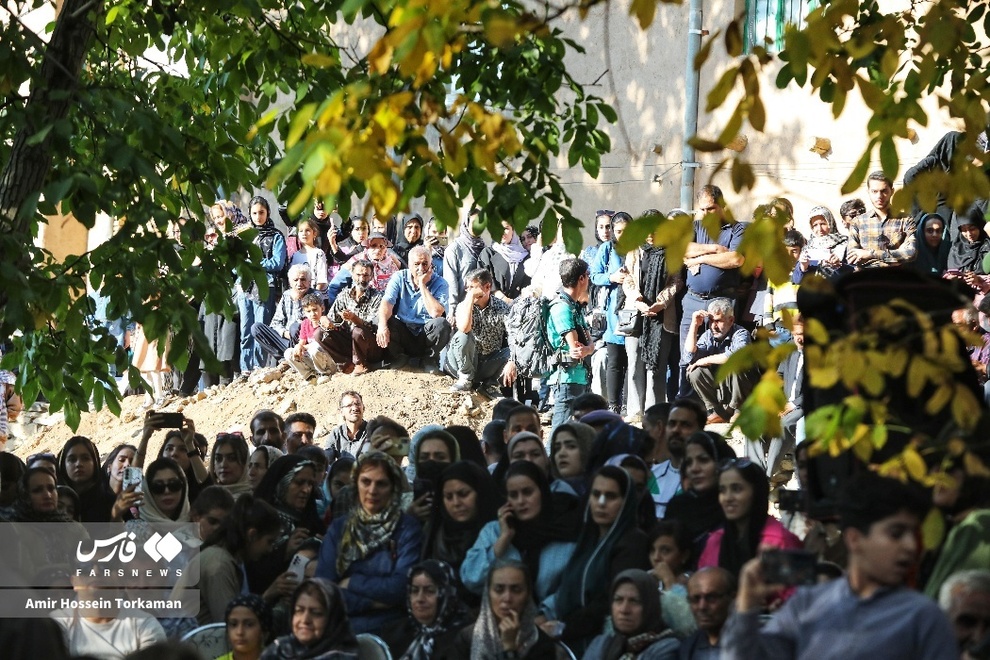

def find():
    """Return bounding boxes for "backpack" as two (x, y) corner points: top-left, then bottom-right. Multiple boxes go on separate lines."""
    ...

(506, 295), (556, 379)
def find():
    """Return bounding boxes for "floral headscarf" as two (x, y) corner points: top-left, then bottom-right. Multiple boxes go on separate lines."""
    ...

(336, 452), (405, 576)
(401, 560), (468, 660)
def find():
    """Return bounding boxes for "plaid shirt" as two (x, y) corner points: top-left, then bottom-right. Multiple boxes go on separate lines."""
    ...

(329, 285), (383, 329)
(849, 210), (917, 267)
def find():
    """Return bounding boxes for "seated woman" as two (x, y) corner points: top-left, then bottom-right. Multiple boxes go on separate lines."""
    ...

(218, 595), (273, 660)
(544, 466), (651, 653)
(322, 456), (355, 526)
(606, 453), (658, 531)
(102, 443), (136, 495)
(315, 451), (423, 633)
(449, 560), (556, 659)
(8, 467), (88, 582)
(380, 559), (472, 659)
(422, 461), (500, 608)
(394, 214), (425, 264)
(114, 458), (191, 543)
(56, 436), (116, 522)
(211, 432), (254, 499)
(406, 426), (461, 522)
(663, 432), (735, 559)
(913, 212), (950, 276)
(479, 221), (532, 303)
(248, 445), (286, 490)
(260, 578), (359, 659)
(461, 461), (579, 614)
(171, 494), (282, 624)
(582, 569), (681, 660)
(548, 422), (595, 499)
(648, 520), (697, 636)
(946, 205), (990, 291)
(698, 459), (802, 578)
(249, 455), (323, 596)
(157, 421), (211, 503)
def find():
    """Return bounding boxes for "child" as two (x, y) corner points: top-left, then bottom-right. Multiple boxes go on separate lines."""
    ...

(289, 218), (329, 293)
(284, 294), (338, 382)
(648, 520), (697, 635)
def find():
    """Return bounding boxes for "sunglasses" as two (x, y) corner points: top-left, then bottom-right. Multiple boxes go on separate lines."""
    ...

(217, 431), (245, 442)
(719, 457), (754, 472)
(149, 479), (184, 495)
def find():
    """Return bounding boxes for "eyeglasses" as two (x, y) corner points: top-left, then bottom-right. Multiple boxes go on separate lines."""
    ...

(719, 457), (754, 472)
(596, 209), (614, 218)
(149, 479), (184, 495)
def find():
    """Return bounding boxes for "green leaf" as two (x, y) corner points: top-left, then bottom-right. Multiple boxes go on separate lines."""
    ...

(880, 136), (899, 179)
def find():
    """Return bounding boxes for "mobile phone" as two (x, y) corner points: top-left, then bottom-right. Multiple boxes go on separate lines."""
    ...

(287, 553), (311, 582)
(151, 411), (184, 428)
(761, 549), (817, 586)
(777, 489), (805, 513)
(122, 466), (143, 493)
(413, 478), (434, 501)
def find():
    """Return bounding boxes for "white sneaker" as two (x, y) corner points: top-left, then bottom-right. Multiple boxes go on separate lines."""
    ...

(450, 377), (473, 392)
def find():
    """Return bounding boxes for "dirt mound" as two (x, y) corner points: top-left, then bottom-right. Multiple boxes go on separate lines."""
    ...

(17, 367), (498, 462)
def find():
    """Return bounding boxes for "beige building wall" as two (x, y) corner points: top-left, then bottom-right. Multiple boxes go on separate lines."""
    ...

(553, 0), (956, 239)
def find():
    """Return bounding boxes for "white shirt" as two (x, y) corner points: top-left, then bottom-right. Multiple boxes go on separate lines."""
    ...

(52, 608), (165, 659)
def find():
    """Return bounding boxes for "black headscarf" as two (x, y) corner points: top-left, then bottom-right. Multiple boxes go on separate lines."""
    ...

(12, 467), (74, 523)
(56, 436), (115, 522)
(395, 215), (424, 263)
(265, 578), (358, 659)
(717, 461), (771, 578)
(913, 213), (950, 276)
(423, 461), (500, 569)
(663, 432), (734, 554)
(948, 205), (990, 272)
(443, 425), (489, 470)
(255, 455), (323, 534)
(602, 570), (674, 660)
(503, 461), (581, 583)
(401, 560), (470, 660)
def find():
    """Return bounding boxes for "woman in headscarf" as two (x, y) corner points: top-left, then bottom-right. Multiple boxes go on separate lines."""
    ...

(394, 214), (425, 264)
(548, 421), (596, 499)
(157, 420), (211, 503)
(237, 195), (288, 372)
(622, 224), (682, 421)
(249, 445), (287, 490)
(56, 435), (115, 522)
(250, 455), (324, 596)
(444, 210), (487, 308)
(461, 461), (579, 614)
(606, 454), (659, 532)
(322, 456), (355, 526)
(9, 467), (88, 582)
(543, 466), (651, 653)
(202, 203), (242, 386)
(103, 443), (136, 495)
(799, 206), (850, 281)
(450, 560), (556, 659)
(479, 221), (531, 303)
(219, 594), (274, 660)
(443, 425), (490, 470)
(663, 432), (735, 559)
(407, 427), (462, 523)
(118, 458), (190, 542)
(913, 212), (950, 276)
(314, 451), (423, 633)
(260, 578), (359, 659)
(422, 461), (500, 608)
(380, 560), (472, 659)
(698, 459), (801, 577)
(582, 570), (681, 660)
(211, 431), (254, 500)
(328, 216), (370, 280)
(947, 205), (990, 279)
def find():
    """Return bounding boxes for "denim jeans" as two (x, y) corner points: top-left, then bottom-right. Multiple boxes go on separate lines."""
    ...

(238, 293), (267, 372)
(551, 382), (589, 431)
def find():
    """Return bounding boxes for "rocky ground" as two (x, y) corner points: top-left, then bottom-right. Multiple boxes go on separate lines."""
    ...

(13, 366), (497, 462)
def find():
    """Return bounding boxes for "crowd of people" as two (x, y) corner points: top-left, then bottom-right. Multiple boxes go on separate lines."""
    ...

(0, 388), (986, 658)
(1, 169), (989, 658)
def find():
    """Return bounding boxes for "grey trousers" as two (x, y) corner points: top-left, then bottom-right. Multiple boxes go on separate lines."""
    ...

(443, 332), (510, 383)
(687, 364), (758, 416)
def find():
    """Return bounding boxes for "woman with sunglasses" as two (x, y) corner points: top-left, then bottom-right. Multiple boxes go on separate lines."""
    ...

(119, 458), (190, 539)
(698, 459), (801, 578)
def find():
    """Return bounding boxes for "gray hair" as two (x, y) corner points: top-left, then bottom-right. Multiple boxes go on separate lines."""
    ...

(707, 298), (734, 318)
(408, 245), (431, 263)
(288, 263), (312, 281)
(939, 569), (990, 611)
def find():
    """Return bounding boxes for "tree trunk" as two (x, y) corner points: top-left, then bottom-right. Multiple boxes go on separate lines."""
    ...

(0, 0), (101, 237)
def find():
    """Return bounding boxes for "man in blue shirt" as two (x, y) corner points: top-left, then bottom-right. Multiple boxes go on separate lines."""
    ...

(678, 186), (746, 398)
(722, 473), (959, 660)
(684, 297), (755, 425)
(377, 245), (451, 371)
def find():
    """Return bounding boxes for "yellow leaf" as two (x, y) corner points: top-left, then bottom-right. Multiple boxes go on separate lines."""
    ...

(483, 12), (519, 47)
(629, 0), (658, 29)
(920, 507), (946, 550)
(301, 52), (338, 68)
(368, 40), (394, 75)
(805, 318), (830, 345)
(902, 446), (927, 481)
(950, 384), (981, 431)
(925, 383), (953, 415)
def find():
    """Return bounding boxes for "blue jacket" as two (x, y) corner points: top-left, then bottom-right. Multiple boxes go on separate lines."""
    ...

(460, 520), (576, 613)
(315, 512), (423, 634)
(591, 240), (626, 345)
(583, 632), (681, 660)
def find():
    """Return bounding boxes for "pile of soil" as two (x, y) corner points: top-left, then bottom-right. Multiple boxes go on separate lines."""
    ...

(17, 366), (498, 462)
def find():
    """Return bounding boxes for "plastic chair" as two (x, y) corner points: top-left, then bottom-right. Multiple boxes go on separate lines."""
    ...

(180, 622), (228, 659)
(355, 632), (393, 660)
(556, 640), (578, 660)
